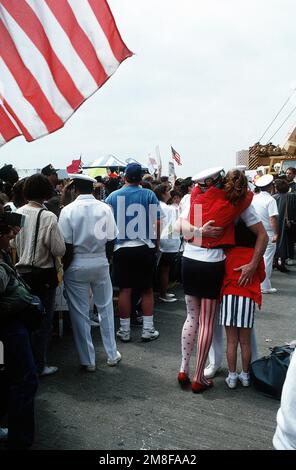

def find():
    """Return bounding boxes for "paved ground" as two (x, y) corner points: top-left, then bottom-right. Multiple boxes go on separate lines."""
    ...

(32, 266), (296, 450)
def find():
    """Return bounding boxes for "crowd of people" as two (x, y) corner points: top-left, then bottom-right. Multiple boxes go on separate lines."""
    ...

(0, 161), (295, 449)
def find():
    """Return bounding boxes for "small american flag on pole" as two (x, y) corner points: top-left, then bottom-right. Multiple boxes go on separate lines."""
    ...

(0, 0), (133, 147)
(171, 145), (182, 166)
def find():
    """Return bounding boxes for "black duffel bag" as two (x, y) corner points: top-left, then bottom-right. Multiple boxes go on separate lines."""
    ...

(250, 345), (294, 400)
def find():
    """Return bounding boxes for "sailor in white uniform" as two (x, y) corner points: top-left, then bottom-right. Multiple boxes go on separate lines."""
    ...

(58, 174), (121, 371)
(252, 174), (279, 294)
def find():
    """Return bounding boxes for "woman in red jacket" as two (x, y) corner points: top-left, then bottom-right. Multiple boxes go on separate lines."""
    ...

(178, 168), (254, 392)
(220, 220), (265, 388)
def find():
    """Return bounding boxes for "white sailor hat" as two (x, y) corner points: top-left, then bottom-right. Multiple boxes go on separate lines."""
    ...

(255, 174), (274, 188)
(235, 165), (247, 171)
(68, 173), (97, 183)
(192, 166), (224, 185)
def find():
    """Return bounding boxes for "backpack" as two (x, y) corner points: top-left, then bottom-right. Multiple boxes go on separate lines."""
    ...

(250, 345), (295, 400)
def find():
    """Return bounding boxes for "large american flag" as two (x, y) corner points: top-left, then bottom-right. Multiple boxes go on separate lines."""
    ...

(171, 145), (182, 166)
(0, 0), (132, 147)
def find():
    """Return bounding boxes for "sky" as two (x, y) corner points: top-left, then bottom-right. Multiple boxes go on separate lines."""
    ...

(0, 0), (296, 178)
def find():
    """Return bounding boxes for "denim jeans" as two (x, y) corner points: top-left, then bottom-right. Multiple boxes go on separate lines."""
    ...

(0, 320), (38, 449)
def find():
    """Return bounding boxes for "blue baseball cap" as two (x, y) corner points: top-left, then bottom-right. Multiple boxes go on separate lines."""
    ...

(125, 163), (142, 182)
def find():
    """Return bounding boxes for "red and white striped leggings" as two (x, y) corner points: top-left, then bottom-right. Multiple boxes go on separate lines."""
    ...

(180, 295), (218, 385)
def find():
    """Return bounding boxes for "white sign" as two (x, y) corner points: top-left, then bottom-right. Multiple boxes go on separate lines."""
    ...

(168, 161), (176, 184)
(168, 161), (175, 177)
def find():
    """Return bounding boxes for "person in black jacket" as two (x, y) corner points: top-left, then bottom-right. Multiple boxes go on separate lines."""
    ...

(273, 179), (296, 270)
(0, 203), (38, 449)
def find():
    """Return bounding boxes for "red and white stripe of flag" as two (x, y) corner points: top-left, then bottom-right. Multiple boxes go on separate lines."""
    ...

(171, 145), (182, 165)
(0, 0), (132, 146)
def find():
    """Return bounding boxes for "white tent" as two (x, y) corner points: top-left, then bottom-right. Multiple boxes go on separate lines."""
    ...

(16, 168), (40, 179)
(83, 155), (148, 170)
(83, 154), (126, 169)
(83, 155), (148, 177)
(15, 168), (68, 179)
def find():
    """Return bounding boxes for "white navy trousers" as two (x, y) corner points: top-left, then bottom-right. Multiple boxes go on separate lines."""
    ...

(261, 234), (277, 290)
(64, 253), (117, 366)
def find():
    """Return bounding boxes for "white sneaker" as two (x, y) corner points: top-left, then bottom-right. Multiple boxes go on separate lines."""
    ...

(90, 320), (100, 327)
(238, 371), (250, 387)
(81, 365), (96, 372)
(116, 328), (131, 342)
(141, 327), (159, 342)
(204, 364), (221, 379)
(261, 288), (277, 294)
(90, 312), (100, 324)
(0, 428), (8, 440)
(159, 296), (177, 303)
(166, 293), (176, 298)
(40, 366), (58, 377)
(225, 373), (238, 389)
(286, 259), (295, 266)
(107, 351), (122, 367)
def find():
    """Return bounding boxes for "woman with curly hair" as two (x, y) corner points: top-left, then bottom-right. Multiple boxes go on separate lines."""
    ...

(12, 174), (65, 377)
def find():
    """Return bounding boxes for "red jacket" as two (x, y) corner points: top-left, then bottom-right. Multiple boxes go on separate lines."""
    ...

(189, 186), (253, 248)
(221, 247), (266, 308)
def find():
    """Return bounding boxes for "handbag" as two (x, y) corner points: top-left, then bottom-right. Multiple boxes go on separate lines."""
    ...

(26, 209), (58, 293)
(250, 345), (294, 400)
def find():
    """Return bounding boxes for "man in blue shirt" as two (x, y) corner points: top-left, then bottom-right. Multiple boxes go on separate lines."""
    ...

(106, 163), (163, 342)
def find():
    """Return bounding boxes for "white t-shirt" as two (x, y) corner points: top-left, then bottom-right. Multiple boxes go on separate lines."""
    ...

(180, 198), (260, 263)
(58, 194), (118, 256)
(159, 201), (181, 253)
(273, 350), (296, 450)
(252, 191), (278, 234)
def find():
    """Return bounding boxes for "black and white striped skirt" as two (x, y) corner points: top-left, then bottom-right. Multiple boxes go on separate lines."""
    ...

(219, 295), (255, 328)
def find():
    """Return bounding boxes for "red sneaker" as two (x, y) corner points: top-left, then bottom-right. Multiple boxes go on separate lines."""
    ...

(191, 380), (213, 393)
(177, 372), (191, 388)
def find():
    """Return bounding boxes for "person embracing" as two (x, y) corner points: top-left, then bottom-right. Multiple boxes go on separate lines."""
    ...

(220, 220), (266, 389)
(175, 168), (268, 393)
